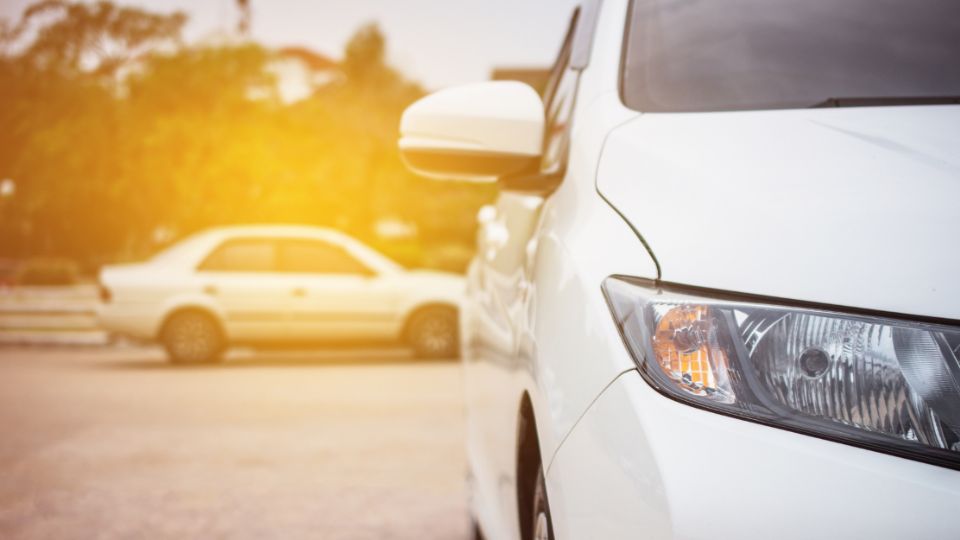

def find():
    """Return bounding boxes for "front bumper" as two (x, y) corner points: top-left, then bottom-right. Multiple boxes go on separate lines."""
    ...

(546, 369), (960, 539)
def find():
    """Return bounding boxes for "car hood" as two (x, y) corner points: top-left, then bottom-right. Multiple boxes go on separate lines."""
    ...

(598, 105), (960, 320)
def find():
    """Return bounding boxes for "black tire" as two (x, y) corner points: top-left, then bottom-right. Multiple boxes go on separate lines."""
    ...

(407, 307), (459, 359)
(470, 518), (486, 540)
(531, 466), (553, 540)
(160, 310), (225, 365)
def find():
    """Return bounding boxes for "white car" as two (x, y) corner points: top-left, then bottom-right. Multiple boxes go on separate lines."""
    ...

(398, 0), (960, 539)
(98, 225), (463, 363)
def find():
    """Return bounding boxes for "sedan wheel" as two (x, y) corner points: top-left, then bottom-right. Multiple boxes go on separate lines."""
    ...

(161, 311), (224, 364)
(408, 308), (458, 359)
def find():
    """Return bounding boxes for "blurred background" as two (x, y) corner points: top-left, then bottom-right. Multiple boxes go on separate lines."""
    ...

(0, 0), (574, 279)
(0, 1), (575, 538)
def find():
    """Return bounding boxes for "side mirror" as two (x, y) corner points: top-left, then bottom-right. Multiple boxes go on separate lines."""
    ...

(399, 82), (544, 182)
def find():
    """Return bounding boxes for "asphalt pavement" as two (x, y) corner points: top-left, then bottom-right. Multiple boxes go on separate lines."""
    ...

(0, 346), (468, 539)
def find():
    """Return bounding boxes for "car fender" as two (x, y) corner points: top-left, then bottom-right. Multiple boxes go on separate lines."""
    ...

(155, 293), (227, 339)
(396, 274), (465, 320)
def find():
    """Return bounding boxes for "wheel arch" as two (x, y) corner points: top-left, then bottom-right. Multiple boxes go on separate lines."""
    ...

(156, 304), (226, 341)
(516, 391), (543, 540)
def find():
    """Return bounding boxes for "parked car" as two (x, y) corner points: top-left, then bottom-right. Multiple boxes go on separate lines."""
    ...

(398, 0), (960, 538)
(98, 225), (463, 363)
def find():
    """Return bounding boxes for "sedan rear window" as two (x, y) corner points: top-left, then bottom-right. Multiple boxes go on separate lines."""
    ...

(621, 0), (960, 112)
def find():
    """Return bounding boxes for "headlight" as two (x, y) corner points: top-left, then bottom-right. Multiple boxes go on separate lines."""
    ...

(603, 276), (960, 469)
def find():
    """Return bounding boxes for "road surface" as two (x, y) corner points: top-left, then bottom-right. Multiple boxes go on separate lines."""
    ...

(0, 346), (468, 539)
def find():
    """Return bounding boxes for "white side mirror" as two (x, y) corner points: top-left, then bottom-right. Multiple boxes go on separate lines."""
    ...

(399, 81), (545, 182)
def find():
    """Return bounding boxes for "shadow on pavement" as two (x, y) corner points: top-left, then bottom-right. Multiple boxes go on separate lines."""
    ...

(95, 347), (458, 370)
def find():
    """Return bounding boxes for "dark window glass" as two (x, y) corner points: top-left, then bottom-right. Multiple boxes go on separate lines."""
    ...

(622, 0), (960, 112)
(199, 239), (276, 272)
(278, 239), (373, 275)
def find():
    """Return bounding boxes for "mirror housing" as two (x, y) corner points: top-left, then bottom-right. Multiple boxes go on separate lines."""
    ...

(399, 82), (544, 182)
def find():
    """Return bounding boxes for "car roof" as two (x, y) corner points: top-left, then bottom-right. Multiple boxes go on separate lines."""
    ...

(151, 224), (402, 273)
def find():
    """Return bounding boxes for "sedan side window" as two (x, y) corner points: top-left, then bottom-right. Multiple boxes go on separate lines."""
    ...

(198, 238), (277, 273)
(277, 239), (375, 276)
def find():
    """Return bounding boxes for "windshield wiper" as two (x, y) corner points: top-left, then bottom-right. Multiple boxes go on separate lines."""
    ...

(812, 96), (960, 108)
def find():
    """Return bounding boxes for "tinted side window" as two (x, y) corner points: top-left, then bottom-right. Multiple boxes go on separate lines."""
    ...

(278, 239), (373, 275)
(199, 239), (276, 272)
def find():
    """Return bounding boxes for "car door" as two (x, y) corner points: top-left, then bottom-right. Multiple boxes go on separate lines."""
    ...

(195, 237), (299, 342)
(464, 7), (586, 537)
(277, 237), (400, 342)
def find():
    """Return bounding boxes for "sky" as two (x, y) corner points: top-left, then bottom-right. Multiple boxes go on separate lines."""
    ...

(0, 0), (580, 89)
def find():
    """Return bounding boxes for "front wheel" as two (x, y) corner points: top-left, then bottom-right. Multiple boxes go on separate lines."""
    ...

(470, 518), (485, 540)
(160, 310), (225, 364)
(531, 466), (554, 540)
(407, 307), (459, 359)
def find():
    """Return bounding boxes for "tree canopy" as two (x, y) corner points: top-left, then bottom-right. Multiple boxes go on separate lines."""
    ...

(0, 1), (494, 272)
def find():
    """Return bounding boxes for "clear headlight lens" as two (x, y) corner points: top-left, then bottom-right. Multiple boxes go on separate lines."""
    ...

(603, 276), (960, 468)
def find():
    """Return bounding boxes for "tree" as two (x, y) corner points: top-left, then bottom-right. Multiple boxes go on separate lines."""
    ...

(342, 23), (385, 84)
(0, 1), (492, 272)
(5, 0), (185, 77)
(0, 2), (187, 260)
(235, 0), (251, 36)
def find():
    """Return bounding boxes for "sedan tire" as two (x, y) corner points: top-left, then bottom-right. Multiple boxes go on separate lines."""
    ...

(407, 307), (459, 359)
(160, 310), (225, 365)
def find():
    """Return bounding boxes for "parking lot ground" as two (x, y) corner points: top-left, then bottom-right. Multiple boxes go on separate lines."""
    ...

(0, 346), (468, 539)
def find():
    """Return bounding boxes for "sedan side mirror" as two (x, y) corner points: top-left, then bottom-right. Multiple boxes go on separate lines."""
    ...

(399, 81), (545, 182)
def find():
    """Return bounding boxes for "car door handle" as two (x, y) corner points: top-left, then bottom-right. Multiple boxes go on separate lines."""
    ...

(203, 285), (218, 296)
(291, 287), (307, 297)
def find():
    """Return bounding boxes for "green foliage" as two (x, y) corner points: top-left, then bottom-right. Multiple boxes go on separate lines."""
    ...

(0, 2), (493, 271)
(15, 257), (80, 285)
(10, 0), (186, 76)
(343, 23), (385, 82)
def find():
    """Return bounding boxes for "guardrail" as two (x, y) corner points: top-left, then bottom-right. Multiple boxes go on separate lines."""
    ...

(0, 285), (109, 346)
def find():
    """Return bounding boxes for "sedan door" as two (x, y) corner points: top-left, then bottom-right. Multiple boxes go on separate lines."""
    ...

(277, 238), (401, 342)
(195, 237), (300, 342)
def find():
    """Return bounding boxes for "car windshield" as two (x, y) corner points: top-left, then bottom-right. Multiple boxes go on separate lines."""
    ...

(621, 0), (960, 112)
